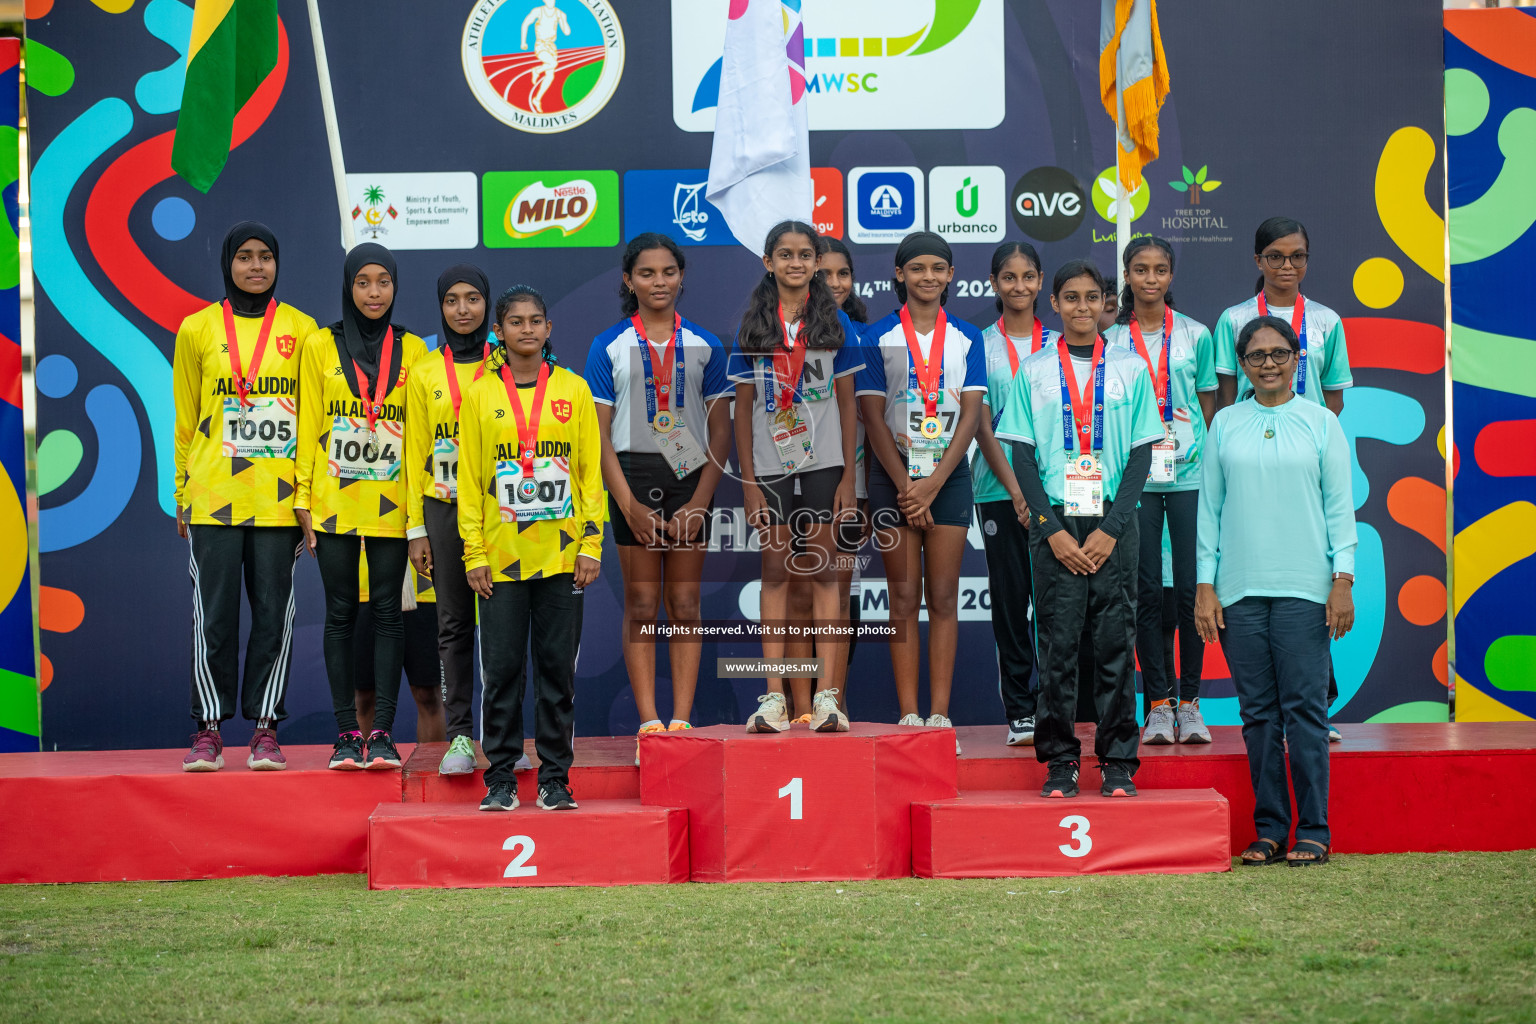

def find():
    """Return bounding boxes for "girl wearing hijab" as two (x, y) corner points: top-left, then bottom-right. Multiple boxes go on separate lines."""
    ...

(174, 222), (318, 773)
(294, 243), (429, 771)
(405, 265), (493, 776)
(856, 232), (987, 750)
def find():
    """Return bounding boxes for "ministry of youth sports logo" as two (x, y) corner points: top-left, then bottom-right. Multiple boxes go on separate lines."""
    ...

(462, 0), (626, 134)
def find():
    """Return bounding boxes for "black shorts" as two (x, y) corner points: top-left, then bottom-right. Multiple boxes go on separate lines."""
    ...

(867, 458), (974, 530)
(755, 465), (842, 530)
(354, 601), (440, 692)
(609, 451), (712, 546)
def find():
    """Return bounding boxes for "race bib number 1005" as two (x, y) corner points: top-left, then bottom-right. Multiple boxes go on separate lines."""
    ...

(222, 397), (296, 459)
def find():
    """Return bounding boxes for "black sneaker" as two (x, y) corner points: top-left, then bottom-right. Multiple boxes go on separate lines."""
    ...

(328, 731), (365, 770)
(1041, 759), (1080, 798)
(1100, 762), (1138, 797)
(479, 781), (518, 812)
(537, 780), (579, 810)
(364, 731), (402, 769)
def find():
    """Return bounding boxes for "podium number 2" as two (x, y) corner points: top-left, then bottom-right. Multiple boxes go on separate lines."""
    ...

(778, 777), (803, 820)
(1058, 815), (1092, 858)
(503, 835), (537, 878)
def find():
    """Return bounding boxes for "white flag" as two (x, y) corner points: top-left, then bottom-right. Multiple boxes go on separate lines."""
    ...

(706, 0), (812, 253)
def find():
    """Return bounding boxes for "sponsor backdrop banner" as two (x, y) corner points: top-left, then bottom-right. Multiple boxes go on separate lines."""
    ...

(29, 0), (1446, 749)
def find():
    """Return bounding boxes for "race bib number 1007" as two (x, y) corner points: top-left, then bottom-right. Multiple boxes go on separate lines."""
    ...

(496, 458), (573, 523)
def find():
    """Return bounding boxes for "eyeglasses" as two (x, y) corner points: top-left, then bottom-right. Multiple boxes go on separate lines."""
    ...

(1259, 251), (1309, 269)
(1241, 348), (1296, 368)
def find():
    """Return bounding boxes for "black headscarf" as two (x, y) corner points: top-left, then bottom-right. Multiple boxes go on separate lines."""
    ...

(221, 221), (279, 317)
(893, 231), (953, 268)
(436, 263), (491, 361)
(331, 242), (406, 399)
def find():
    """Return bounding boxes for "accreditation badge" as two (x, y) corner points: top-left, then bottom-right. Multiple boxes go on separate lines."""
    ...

(1150, 429), (1177, 484)
(651, 413), (707, 479)
(770, 406), (817, 474)
(1063, 453), (1103, 517)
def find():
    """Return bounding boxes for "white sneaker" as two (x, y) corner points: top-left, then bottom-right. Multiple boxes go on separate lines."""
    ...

(1006, 717), (1035, 746)
(809, 689), (850, 733)
(747, 692), (790, 733)
(926, 713), (961, 755)
(897, 713), (925, 727)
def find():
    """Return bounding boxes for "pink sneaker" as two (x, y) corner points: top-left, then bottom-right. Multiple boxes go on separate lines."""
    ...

(247, 728), (287, 771)
(182, 729), (223, 772)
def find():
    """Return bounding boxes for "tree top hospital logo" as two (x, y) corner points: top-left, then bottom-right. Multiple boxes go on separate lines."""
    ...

(462, 0), (626, 134)
(1010, 166), (1087, 242)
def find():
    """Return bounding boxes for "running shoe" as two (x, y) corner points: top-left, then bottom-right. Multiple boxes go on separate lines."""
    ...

(329, 731), (366, 770)
(1328, 723), (1343, 743)
(926, 713), (961, 755)
(246, 728), (286, 771)
(1006, 717), (1036, 746)
(364, 730), (402, 769)
(635, 721), (667, 765)
(480, 780), (517, 812)
(439, 734), (476, 776)
(747, 692), (790, 733)
(1141, 700), (1176, 745)
(537, 780), (579, 810)
(810, 689), (849, 733)
(182, 729), (223, 772)
(1176, 700), (1213, 744)
(1041, 759), (1080, 798)
(1100, 762), (1138, 798)
(897, 713), (925, 727)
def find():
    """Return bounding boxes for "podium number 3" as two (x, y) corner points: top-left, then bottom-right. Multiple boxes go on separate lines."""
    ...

(1058, 815), (1092, 858)
(503, 835), (537, 878)
(778, 777), (803, 820)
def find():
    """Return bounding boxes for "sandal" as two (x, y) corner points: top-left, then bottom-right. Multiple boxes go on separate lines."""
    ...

(1239, 838), (1283, 866)
(1287, 838), (1330, 866)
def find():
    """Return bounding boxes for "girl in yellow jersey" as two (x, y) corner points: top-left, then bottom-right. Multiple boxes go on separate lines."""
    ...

(294, 243), (429, 771)
(405, 264), (493, 776)
(174, 222), (317, 774)
(459, 285), (603, 812)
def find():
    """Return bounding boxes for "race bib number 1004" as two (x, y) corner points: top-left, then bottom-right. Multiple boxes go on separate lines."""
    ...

(328, 416), (402, 482)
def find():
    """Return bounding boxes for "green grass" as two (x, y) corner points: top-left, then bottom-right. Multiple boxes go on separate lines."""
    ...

(1, 853), (1533, 1023)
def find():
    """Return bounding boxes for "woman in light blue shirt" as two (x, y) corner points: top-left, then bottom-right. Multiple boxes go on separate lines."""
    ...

(1195, 315), (1356, 867)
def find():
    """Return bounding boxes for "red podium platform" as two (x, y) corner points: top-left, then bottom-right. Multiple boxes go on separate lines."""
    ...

(401, 738), (641, 804)
(367, 800), (689, 889)
(912, 789), (1231, 879)
(639, 723), (958, 882)
(0, 746), (401, 883)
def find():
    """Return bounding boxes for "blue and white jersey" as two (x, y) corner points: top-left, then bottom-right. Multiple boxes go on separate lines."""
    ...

(583, 314), (732, 455)
(854, 309), (988, 452)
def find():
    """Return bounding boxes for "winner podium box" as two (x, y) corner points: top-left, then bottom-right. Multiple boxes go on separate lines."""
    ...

(912, 789), (1232, 879)
(639, 723), (958, 882)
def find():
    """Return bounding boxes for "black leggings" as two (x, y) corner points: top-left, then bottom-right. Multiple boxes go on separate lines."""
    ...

(315, 533), (408, 734)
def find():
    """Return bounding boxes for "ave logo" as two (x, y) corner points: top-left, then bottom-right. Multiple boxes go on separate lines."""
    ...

(1010, 166), (1087, 242)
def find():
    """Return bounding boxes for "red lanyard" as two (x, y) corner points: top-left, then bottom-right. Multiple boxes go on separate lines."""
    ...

(500, 360), (550, 480)
(633, 313), (681, 413)
(1129, 306), (1174, 422)
(772, 303), (808, 408)
(350, 327), (395, 437)
(1057, 336), (1105, 447)
(997, 315), (1043, 376)
(222, 299), (278, 411)
(1256, 290), (1304, 336)
(901, 305), (947, 418)
(441, 343), (490, 418)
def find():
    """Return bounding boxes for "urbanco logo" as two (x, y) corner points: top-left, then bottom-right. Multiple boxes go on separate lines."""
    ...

(1009, 167), (1087, 242)
(929, 165), (1005, 243)
(462, 0), (625, 134)
(671, 0), (1003, 132)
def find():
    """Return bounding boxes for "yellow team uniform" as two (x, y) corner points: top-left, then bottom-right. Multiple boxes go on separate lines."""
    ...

(294, 327), (429, 537)
(404, 346), (490, 539)
(457, 363), (605, 581)
(173, 302), (317, 526)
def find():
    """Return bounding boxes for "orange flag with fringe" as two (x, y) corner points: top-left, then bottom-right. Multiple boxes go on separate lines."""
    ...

(1100, 0), (1170, 192)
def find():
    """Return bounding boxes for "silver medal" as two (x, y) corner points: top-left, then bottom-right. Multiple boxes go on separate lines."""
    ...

(364, 429), (380, 460)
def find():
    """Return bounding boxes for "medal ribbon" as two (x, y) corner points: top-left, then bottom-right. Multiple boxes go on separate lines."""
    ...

(633, 313), (685, 425)
(441, 343), (490, 419)
(222, 299), (278, 412)
(500, 360), (550, 482)
(1256, 291), (1308, 395)
(1130, 306), (1174, 424)
(765, 303), (808, 416)
(901, 305), (947, 419)
(350, 327), (395, 439)
(1057, 337), (1106, 455)
(997, 316), (1043, 377)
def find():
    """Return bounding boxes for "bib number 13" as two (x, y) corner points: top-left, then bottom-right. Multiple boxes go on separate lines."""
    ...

(1058, 815), (1092, 858)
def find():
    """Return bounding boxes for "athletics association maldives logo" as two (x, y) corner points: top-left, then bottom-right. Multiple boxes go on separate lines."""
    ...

(462, 0), (626, 134)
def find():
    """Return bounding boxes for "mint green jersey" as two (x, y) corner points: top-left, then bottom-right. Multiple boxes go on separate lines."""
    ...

(1103, 310), (1217, 493)
(972, 319), (1058, 505)
(994, 343), (1165, 508)
(1212, 294), (1352, 404)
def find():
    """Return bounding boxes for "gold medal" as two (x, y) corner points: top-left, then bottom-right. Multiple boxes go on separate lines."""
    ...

(920, 416), (943, 440)
(653, 410), (674, 433)
(774, 406), (799, 432)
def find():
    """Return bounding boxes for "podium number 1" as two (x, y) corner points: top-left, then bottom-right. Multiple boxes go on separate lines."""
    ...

(503, 835), (537, 878)
(778, 777), (803, 820)
(1058, 815), (1092, 858)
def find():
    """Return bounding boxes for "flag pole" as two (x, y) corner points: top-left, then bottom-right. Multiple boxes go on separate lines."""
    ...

(306, 0), (355, 250)
(1115, 151), (1131, 295)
